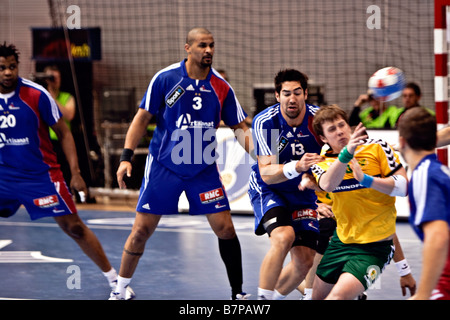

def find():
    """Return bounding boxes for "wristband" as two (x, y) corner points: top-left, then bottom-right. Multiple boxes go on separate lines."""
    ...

(395, 259), (411, 277)
(120, 148), (134, 162)
(283, 161), (300, 179)
(338, 146), (353, 164)
(389, 175), (408, 197)
(360, 174), (374, 188)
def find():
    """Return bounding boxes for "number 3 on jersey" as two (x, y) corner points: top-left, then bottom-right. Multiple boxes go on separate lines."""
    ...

(193, 96), (202, 110)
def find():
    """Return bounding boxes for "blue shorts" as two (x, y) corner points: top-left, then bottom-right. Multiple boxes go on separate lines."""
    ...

(248, 171), (318, 237)
(136, 155), (230, 215)
(0, 167), (76, 220)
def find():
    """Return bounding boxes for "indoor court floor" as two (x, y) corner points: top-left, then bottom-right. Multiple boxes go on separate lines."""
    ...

(0, 203), (423, 301)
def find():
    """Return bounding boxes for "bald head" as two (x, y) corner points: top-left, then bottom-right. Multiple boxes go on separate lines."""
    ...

(186, 27), (212, 46)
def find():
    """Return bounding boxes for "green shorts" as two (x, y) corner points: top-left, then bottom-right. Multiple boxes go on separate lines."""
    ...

(316, 232), (394, 290)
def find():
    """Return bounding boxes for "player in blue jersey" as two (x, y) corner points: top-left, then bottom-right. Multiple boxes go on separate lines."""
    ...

(249, 69), (324, 300)
(0, 43), (134, 298)
(111, 28), (253, 300)
(398, 107), (450, 300)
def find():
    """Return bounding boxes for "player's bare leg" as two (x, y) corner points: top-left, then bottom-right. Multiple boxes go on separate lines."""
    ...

(54, 212), (135, 298)
(206, 210), (236, 239)
(311, 274), (334, 300)
(54, 213), (111, 272)
(274, 245), (315, 297)
(109, 211), (160, 299)
(324, 272), (365, 300)
(119, 212), (161, 277)
(258, 226), (295, 299)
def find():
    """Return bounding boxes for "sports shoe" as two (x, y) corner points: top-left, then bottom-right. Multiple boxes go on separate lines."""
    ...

(233, 292), (251, 300)
(108, 286), (136, 300)
(108, 291), (123, 300)
(357, 292), (368, 300)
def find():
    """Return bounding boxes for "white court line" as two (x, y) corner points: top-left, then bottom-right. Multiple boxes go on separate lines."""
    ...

(0, 240), (12, 249)
(0, 218), (421, 241)
(0, 251), (73, 263)
(0, 219), (256, 236)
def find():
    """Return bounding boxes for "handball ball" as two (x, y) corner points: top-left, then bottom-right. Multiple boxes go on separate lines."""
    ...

(368, 67), (405, 102)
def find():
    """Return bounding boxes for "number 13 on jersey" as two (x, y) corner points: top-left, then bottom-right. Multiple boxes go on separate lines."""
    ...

(291, 143), (305, 156)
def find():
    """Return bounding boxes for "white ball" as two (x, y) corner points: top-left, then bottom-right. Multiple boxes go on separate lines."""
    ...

(368, 67), (406, 102)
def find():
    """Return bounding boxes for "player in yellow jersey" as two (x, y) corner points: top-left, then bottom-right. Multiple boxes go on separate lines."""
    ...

(309, 104), (409, 300)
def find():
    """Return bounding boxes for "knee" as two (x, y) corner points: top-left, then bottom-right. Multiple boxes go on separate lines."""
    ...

(292, 247), (315, 271)
(302, 250), (315, 269)
(216, 224), (236, 240)
(130, 224), (153, 244)
(61, 221), (86, 240)
(270, 228), (295, 252)
(212, 218), (236, 239)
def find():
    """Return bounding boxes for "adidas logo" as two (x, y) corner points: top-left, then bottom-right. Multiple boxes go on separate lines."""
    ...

(142, 203), (150, 210)
(266, 199), (276, 207)
(186, 84), (195, 91)
(286, 132), (294, 138)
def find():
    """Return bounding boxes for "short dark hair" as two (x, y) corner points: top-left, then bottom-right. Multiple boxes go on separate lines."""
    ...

(0, 42), (20, 63)
(312, 104), (349, 137)
(398, 107), (436, 151)
(274, 69), (308, 94)
(404, 82), (421, 97)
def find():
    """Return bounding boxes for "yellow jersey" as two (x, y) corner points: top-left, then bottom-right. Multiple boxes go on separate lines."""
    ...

(312, 139), (402, 244)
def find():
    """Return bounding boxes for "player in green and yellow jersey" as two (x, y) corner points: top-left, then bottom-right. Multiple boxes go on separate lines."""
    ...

(309, 104), (409, 300)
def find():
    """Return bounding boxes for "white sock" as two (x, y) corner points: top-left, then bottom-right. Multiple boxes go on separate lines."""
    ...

(304, 288), (313, 300)
(273, 289), (286, 300)
(116, 276), (132, 296)
(258, 288), (274, 300)
(103, 268), (118, 288)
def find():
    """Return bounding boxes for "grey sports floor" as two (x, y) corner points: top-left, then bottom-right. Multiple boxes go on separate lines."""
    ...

(0, 206), (422, 301)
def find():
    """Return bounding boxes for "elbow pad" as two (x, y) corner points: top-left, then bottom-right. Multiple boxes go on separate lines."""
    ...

(389, 175), (408, 197)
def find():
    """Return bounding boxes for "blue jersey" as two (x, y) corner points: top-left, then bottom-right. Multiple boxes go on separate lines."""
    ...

(139, 59), (247, 178)
(250, 103), (323, 193)
(408, 154), (450, 241)
(0, 77), (61, 175)
(249, 103), (323, 233)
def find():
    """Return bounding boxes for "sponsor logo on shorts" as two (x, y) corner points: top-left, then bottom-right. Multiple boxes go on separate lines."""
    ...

(33, 195), (59, 208)
(291, 208), (318, 221)
(364, 265), (381, 288)
(199, 188), (225, 204)
(215, 202), (227, 209)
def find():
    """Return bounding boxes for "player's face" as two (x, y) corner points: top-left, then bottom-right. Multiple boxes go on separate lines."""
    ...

(402, 88), (420, 109)
(186, 34), (215, 68)
(0, 56), (19, 94)
(276, 81), (307, 122)
(45, 69), (61, 90)
(319, 116), (352, 153)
